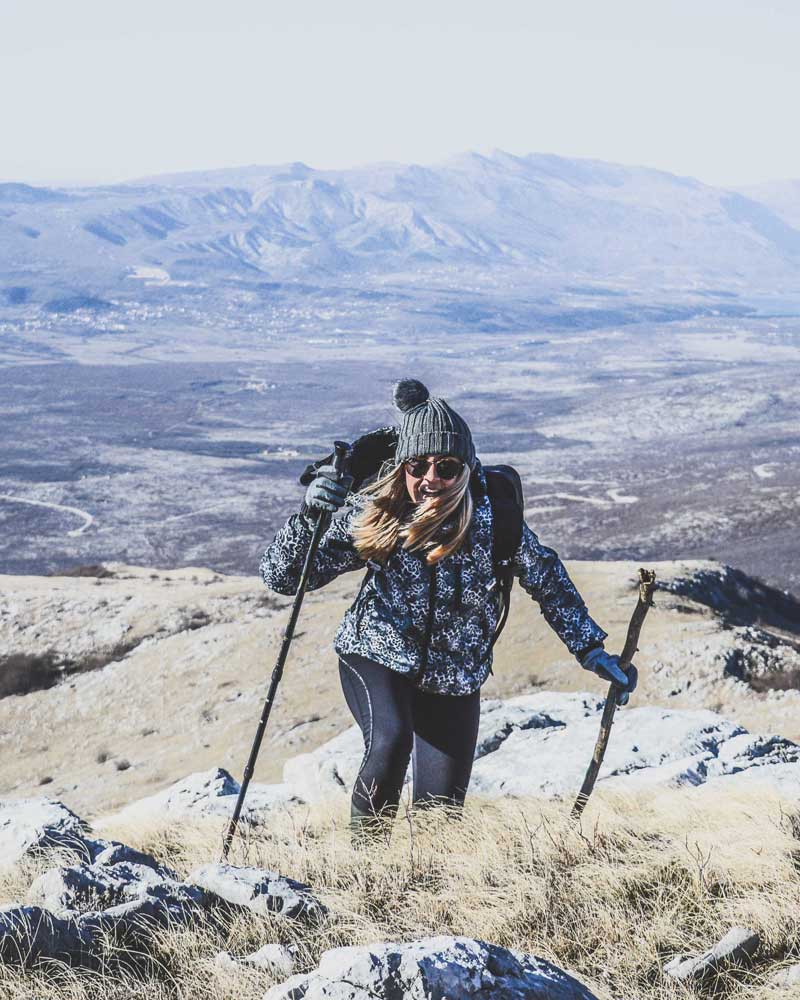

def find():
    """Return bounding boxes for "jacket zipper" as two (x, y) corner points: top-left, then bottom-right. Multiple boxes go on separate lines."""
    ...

(418, 562), (437, 678)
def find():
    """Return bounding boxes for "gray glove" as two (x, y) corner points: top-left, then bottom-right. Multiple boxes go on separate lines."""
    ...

(303, 464), (353, 516)
(579, 647), (638, 707)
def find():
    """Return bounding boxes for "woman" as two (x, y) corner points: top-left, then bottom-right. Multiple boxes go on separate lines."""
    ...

(260, 379), (635, 841)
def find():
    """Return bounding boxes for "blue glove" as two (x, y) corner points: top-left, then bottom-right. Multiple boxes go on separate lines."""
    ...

(303, 464), (353, 516)
(579, 647), (638, 707)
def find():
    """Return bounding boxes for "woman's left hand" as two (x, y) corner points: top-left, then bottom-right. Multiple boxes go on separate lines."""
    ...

(579, 647), (638, 707)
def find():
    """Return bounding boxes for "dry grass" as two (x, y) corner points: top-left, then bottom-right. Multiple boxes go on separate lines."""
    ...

(3, 786), (800, 999)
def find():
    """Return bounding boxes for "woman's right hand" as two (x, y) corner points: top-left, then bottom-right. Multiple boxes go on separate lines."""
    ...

(304, 465), (353, 514)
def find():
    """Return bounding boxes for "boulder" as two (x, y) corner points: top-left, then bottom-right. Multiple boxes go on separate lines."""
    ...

(85, 838), (177, 876)
(76, 893), (208, 954)
(0, 904), (87, 965)
(216, 942), (295, 976)
(664, 926), (760, 982)
(189, 863), (326, 923)
(282, 694), (595, 803)
(770, 963), (800, 987)
(282, 727), (366, 803)
(0, 896), (200, 969)
(28, 861), (204, 918)
(4, 852), (322, 968)
(104, 767), (302, 825)
(469, 700), (800, 798)
(264, 935), (598, 999)
(0, 797), (89, 869)
(280, 693), (800, 802)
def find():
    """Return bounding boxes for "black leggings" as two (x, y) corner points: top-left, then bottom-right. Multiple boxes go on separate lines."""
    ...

(338, 652), (481, 818)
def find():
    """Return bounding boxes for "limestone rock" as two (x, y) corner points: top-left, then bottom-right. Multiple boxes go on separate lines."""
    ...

(280, 693), (800, 802)
(76, 893), (208, 952)
(189, 863), (326, 922)
(770, 963), (800, 987)
(282, 726), (366, 803)
(473, 698), (800, 797)
(105, 767), (302, 825)
(0, 797), (89, 869)
(475, 697), (569, 757)
(216, 942), (295, 975)
(27, 861), (204, 919)
(263, 935), (598, 999)
(282, 693), (596, 803)
(85, 838), (177, 877)
(3, 850), (320, 968)
(663, 926), (760, 982)
(0, 904), (87, 965)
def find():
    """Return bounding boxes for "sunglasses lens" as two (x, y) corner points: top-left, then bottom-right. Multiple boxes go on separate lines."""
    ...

(406, 460), (429, 478)
(436, 459), (463, 479)
(405, 458), (464, 479)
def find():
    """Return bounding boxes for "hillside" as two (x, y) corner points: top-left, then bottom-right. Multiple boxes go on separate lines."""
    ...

(2, 557), (798, 818)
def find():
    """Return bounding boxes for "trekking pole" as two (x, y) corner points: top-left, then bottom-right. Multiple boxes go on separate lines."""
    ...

(221, 440), (351, 861)
(571, 568), (656, 820)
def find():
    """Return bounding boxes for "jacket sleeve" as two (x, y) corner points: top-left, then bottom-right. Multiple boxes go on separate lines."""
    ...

(259, 503), (366, 595)
(512, 522), (608, 656)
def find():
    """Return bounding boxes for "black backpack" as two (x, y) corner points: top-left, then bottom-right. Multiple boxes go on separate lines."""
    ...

(299, 427), (524, 647)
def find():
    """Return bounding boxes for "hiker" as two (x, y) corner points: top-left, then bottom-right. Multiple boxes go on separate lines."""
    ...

(259, 378), (636, 838)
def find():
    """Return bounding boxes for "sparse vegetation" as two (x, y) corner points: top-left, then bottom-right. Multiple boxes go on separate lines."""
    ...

(0, 642), (141, 699)
(1, 787), (799, 999)
(750, 670), (800, 694)
(48, 565), (115, 580)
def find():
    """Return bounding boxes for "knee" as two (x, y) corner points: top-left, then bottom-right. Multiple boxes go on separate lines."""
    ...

(369, 727), (413, 768)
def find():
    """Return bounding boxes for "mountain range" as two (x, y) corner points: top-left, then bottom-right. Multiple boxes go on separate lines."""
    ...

(3, 150), (800, 317)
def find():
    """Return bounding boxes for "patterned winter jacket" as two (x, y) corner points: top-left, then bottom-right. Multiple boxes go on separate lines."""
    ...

(259, 459), (608, 696)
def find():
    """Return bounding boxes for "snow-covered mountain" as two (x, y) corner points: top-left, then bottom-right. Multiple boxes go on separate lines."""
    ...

(738, 179), (800, 231)
(3, 150), (800, 311)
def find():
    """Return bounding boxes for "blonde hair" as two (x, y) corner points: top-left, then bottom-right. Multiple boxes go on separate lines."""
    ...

(351, 460), (473, 566)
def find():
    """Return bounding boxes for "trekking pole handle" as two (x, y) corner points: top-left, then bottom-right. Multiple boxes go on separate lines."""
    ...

(307, 440), (350, 525)
(331, 439), (349, 477)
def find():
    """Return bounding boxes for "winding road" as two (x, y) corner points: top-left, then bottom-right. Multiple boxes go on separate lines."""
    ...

(0, 494), (94, 537)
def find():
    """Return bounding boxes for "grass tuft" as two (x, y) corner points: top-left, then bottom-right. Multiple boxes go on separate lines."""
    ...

(2, 785), (800, 998)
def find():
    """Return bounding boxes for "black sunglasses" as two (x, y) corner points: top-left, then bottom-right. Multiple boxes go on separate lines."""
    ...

(403, 456), (464, 480)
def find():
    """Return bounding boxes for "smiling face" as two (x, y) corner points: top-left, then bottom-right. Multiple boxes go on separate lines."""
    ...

(403, 454), (464, 503)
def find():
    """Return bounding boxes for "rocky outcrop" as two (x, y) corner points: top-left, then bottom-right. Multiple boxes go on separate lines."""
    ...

(5, 558), (800, 822)
(188, 863), (326, 922)
(27, 860), (197, 919)
(0, 798), (324, 969)
(215, 942), (296, 976)
(0, 893), (209, 969)
(264, 936), (598, 1000)
(664, 927), (761, 983)
(662, 565), (800, 631)
(281, 693), (800, 803)
(0, 797), (88, 869)
(103, 766), (302, 826)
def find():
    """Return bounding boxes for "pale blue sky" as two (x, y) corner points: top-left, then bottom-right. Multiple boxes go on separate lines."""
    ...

(1, 0), (797, 187)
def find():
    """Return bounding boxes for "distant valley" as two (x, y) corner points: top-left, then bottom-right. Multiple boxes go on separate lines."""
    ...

(1, 150), (799, 591)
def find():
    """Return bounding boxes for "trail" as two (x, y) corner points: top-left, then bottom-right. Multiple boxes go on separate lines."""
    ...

(525, 489), (640, 508)
(0, 494), (94, 537)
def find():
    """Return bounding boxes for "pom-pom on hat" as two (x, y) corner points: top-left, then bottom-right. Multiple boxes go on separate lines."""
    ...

(392, 378), (476, 470)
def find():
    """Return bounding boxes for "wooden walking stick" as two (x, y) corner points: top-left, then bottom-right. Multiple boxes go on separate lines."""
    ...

(571, 568), (657, 819)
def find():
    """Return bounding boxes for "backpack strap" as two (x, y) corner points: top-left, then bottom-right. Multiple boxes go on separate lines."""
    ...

(482, 466), (524, 648)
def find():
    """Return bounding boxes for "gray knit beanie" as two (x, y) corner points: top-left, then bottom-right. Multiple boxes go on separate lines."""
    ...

(392, 378), (476, 470)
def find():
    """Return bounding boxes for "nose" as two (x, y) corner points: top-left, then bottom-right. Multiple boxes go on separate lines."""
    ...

(422, 463), (441, 484)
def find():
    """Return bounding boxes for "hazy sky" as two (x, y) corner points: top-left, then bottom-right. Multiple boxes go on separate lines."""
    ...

(1, 0), (797, 188)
